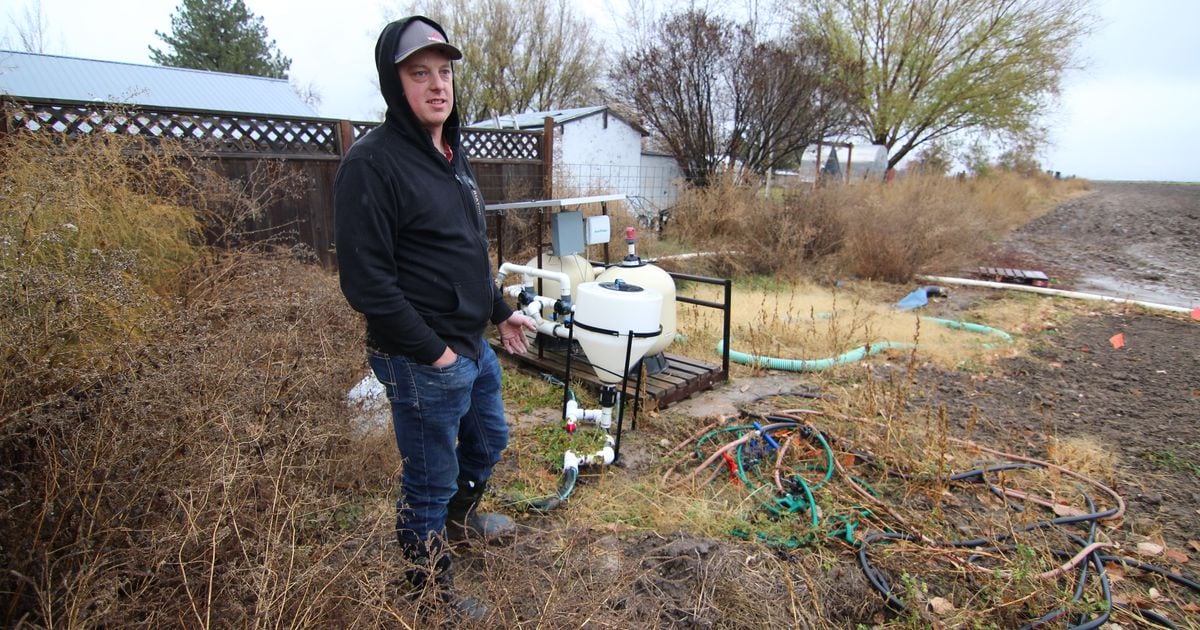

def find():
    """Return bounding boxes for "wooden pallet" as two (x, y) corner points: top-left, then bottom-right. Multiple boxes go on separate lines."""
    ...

(489, 330), (725, 410)
(976, 266), (1050, 287)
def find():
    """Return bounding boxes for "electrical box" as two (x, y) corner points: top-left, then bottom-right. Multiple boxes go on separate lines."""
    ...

(585, 215), (611, 246)
(551, 211), (585, 256)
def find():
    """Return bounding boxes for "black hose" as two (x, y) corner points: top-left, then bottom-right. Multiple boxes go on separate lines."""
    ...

(522, 467), (580, 513)
(1094, 555), (1200, 592)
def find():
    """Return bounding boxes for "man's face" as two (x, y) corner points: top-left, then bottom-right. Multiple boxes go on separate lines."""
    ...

(398, 49), (454, 134)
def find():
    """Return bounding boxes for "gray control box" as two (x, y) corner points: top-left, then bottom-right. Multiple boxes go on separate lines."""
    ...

(551, 211), (585, 256)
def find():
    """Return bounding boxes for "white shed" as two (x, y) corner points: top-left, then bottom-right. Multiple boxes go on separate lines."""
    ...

(473, 105), (682, 217)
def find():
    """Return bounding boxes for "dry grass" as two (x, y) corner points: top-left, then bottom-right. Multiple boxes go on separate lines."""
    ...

(666, 278), (1053, 377)
(0, 131), (201, 416)
(664, 170), (1089, 282)
(0, 130), (395, 627)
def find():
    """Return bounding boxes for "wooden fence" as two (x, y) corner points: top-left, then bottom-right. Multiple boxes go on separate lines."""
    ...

(2, 98), (549, 267)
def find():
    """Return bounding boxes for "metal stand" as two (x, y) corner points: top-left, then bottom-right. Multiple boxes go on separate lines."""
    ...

(558, 320), (661, 466)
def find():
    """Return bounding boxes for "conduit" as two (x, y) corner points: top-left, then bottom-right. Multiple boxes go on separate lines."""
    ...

(917, 274), (1195, 315)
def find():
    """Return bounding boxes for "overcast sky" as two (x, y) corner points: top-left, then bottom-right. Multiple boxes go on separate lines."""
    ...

(1, 0), (1197, 182)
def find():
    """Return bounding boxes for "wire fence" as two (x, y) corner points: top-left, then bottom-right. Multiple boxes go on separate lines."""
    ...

(553, 162), (683, 225)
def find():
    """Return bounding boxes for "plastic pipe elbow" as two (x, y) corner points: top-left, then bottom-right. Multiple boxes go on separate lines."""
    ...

(589, 446), (615, 466)
(520, 302), (542, 319)
(562, 450), (582, 473)
(497, 262), (572, 302)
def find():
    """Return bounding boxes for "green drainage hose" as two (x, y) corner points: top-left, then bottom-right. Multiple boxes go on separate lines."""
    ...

(717, 318), (1013, 372)
(919, 316), (1014, 344)
(717, 340), (913, 371)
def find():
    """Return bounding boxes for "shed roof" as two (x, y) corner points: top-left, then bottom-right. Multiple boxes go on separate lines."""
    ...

(0, 50), (318, 117)
(472, 105), (647, 136)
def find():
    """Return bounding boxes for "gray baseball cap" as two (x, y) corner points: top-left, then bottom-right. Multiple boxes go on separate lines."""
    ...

(394, 18), (463, 65)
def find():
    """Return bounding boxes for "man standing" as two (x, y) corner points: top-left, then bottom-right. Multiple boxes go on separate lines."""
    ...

(334, 15), (534, 611)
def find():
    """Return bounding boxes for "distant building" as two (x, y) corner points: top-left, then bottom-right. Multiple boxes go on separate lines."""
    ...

(0, 49), (317, 117)
(473, 105), (683, 218)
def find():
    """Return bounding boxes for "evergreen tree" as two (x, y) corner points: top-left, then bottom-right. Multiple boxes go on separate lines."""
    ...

(149, 0), (291, 79)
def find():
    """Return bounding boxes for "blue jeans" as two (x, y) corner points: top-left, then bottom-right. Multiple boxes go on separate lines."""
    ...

(368, 342), (508, 545)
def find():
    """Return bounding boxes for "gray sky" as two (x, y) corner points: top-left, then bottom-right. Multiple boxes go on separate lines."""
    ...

(2, 0), (1197, 182)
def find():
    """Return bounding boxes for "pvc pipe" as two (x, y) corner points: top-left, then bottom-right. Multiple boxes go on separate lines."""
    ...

(564, 399), (606, 432)
(716, 340), (912, 372)
(510, 292), (557, 316)
(497, 262), (572, 300)
(534, 318), (570, 340)
(917, 275), (1194, 315)
(515, 303), (573, 339)
(645, 252), (723, 263)
(562, 436), (616, 472)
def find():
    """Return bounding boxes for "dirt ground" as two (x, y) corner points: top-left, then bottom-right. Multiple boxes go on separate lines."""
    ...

(965, 182), (1199, 550)
(988, 181), (1200, 309)
(504, 181), (1200, 626)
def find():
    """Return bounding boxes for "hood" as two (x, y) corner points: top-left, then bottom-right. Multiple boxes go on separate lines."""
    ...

(374, 16), (462, 146)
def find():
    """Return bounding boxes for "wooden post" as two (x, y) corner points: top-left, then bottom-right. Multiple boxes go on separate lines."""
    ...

(845, 143), (854, 184)
(0, 100), (11, 139)
(542, 116), (555, 199)
(813, 143), (823, 190)
(337, 120), (355, 155)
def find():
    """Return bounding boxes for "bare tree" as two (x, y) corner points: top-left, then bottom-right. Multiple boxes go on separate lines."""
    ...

(614, 10), (733, 187)
(734, 35), (852, 174)
(9, 0), (51, 53)
(402, 0), (604, 124)
(291, 81), (322, 111)
(796, 0), (1094, 169)
(614, 9), (851, 186)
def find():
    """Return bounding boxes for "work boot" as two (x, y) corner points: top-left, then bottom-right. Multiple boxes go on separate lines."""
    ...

(446, 479), (516, 544)
(398, 534), (489, 622)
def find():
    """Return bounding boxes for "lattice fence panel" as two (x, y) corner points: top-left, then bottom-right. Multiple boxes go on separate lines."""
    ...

(462, 128), (541, 161)
(352, 122), (376, 141)
(8, 102), (340, 156)
(349, 123), (542, 163)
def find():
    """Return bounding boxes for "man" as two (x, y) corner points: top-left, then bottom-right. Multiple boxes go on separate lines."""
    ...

(333, 15), (535, 609)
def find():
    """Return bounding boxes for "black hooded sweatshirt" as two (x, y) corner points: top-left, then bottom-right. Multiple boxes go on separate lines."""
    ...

(334, 16), (513, 364)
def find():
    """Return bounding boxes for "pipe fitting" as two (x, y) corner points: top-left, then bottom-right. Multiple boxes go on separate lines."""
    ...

(562, 450), (582, 472)
(498, 262), (573, 301)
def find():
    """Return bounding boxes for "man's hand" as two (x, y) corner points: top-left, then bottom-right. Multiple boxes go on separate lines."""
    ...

(432, 346), (458, 367)
(498, 312), (536, 355)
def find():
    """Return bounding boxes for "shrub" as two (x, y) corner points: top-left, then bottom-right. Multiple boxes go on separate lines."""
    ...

(665, 174), (845, 278)
(0, 128), (382, 626)
(664, 170), (1086, 282)
(0, 130), (203, 410)
(0, 252), (375, 627)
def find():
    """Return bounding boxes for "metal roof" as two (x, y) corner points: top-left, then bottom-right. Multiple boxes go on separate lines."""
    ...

(472, 105), (648, 135)
(0, 50), (318, 117)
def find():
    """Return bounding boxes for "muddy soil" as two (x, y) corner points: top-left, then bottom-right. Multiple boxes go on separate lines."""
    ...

(967, 182), (1200, 550)
(986, 181), (1200, 309)
(924, 313), (1200, 546)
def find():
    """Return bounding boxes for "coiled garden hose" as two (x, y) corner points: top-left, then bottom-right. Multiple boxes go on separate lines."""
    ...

(677, 406), (1198, 627)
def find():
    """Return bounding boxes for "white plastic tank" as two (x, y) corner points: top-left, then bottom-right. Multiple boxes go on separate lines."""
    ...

(572, 280), (662, 384)
(594, 229), (676, 370)
(524, 253), (595, 318)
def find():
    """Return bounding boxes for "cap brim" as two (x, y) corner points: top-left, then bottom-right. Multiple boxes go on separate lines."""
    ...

(394, 42), (463, 65)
